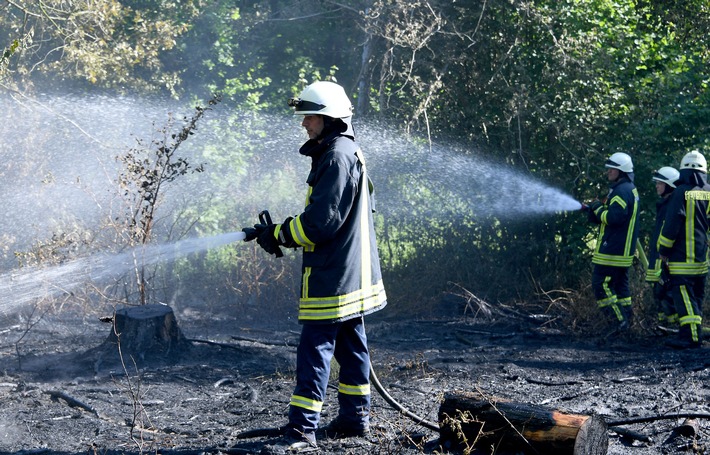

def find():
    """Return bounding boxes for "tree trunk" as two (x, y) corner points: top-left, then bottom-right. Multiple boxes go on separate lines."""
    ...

(438, 391), (608, 455)
(101, 304), (188, 364)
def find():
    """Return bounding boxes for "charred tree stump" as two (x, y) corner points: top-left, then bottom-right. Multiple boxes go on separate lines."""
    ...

(438, 391), (608, 455)
(101, 304), (188, 364)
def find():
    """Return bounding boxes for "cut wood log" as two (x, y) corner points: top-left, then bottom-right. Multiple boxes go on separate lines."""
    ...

(676, 418), (699, 438)
(438, 391), (608, 455)
(100, 304), (188, 363)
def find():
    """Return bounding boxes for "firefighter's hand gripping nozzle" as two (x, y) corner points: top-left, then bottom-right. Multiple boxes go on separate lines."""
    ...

(242, 210), (277, 243)
(581, 200), (604, 224)
(247, 210), (284, 258)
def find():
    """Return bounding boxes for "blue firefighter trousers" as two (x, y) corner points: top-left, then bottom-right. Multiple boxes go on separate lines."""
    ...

(288, 316), (371, 434)
(669, 274), (705, 343)
(592, 264), (632, 323)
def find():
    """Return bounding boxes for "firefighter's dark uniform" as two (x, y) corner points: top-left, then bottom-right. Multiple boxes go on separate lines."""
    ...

(646, 194), (677, 326)
(589, 174), (640, 326)
(277, 117), (387, 435)
(658, 169), (708, 346)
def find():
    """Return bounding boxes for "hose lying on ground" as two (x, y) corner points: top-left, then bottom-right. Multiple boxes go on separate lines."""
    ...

(368, 364), (440, 432)
(607, 412), (710, 426)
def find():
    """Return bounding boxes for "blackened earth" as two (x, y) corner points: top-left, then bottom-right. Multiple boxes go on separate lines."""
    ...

(0, 302), (708, 455)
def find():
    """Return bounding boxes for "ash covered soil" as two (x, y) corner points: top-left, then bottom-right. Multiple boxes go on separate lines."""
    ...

(0, 302), (708, 455)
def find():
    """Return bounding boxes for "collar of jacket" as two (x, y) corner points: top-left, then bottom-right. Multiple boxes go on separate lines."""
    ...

(679, 168), (708, 188)
(299, 117), (355, 158)
(611, 174), (634, 188)
(299, 130), (341, 158)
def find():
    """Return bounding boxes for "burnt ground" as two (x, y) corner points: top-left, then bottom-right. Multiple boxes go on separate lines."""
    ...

(0, 301), (708, 455)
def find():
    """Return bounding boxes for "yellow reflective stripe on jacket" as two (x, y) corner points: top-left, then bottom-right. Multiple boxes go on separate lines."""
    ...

(302, 267), (311, 300)
(299, 281), (387, 321)
(645, 263), (662, 283)
(667, 262), (708, 275)
(289, 187), (315, 251)
(338, 382), (371, 396)
(625, 189), (639, 256)
(290, 214), (315, 249)
(359, 168), (372, 291)
(592, 252), (634, 267)
(610, 195), (627, 209)
(658, 233), (674, 249)
(290, 394), (323, 412)
(684, 197), (696, 263)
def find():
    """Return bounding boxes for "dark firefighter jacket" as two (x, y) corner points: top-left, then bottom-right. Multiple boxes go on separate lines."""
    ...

(590, 174), (640, 268)
(279, 117), (387, 323)
(646, 196), (672, 283)
(658, 169), (710, 276)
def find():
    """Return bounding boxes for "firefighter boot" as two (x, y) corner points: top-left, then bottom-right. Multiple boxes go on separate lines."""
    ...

(601, 306), (626, 339)
(619, 305), (633, 331)
(666, 324), (702, 349)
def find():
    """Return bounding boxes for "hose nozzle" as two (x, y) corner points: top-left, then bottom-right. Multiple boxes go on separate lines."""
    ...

(579, 203), (590, 212)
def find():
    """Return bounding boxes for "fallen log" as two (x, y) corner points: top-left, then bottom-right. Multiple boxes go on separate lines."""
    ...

(438, 391), (608, 455)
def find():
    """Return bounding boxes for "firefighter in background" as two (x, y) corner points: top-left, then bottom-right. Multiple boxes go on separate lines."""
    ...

(586, 152), (641, 332)
(646, 167), (680, 331)
(658, 150), (708, 349)
(245, 81), (387, 451)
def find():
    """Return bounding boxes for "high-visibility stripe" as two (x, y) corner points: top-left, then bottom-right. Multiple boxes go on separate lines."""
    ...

(302, 267), (311, 299)
(299, 281), (387, 321)
(597, 276), (623, 321)
(667, 262), (708, 275)
(597, 276), (616, 307)
(300, 281), (385, 308)
(625, 189), (639, 256)
(609, 195), (627, 209)
(645, 264), (662, 283)
(359, 164), (372, 293)
(290, 394), (323, 412)
(338, 382), (371, 396)
(678, 285), (702, 342)
(592, 253), (634, 267)
(291, 214), (315, 248)
(658, 234), (674, 249)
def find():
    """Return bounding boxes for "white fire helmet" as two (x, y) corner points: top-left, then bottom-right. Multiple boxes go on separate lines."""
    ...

(652, 167), (679, 188)
(680, 150), (707, 173)
(287, 81), (353, 119)
(604, 152), (634, 173)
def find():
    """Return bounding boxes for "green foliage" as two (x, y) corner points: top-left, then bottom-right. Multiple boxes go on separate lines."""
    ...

(0, 0), (198, 93)
(3, 0), (709, 323)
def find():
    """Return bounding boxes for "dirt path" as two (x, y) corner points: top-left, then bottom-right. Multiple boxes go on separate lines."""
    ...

(0, 307), (708, 454)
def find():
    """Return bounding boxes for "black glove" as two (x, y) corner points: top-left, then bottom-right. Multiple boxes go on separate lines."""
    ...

(255, 223), (284, 257)
(586, 200), (603, 223)
(587, 200), (603, 212)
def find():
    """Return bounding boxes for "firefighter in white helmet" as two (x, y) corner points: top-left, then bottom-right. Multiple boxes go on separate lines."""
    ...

(244, 81), (387, 451)
(658, 150), (708, 349)
(586, 152), (641, 333)
(646, 167), (680, 331)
